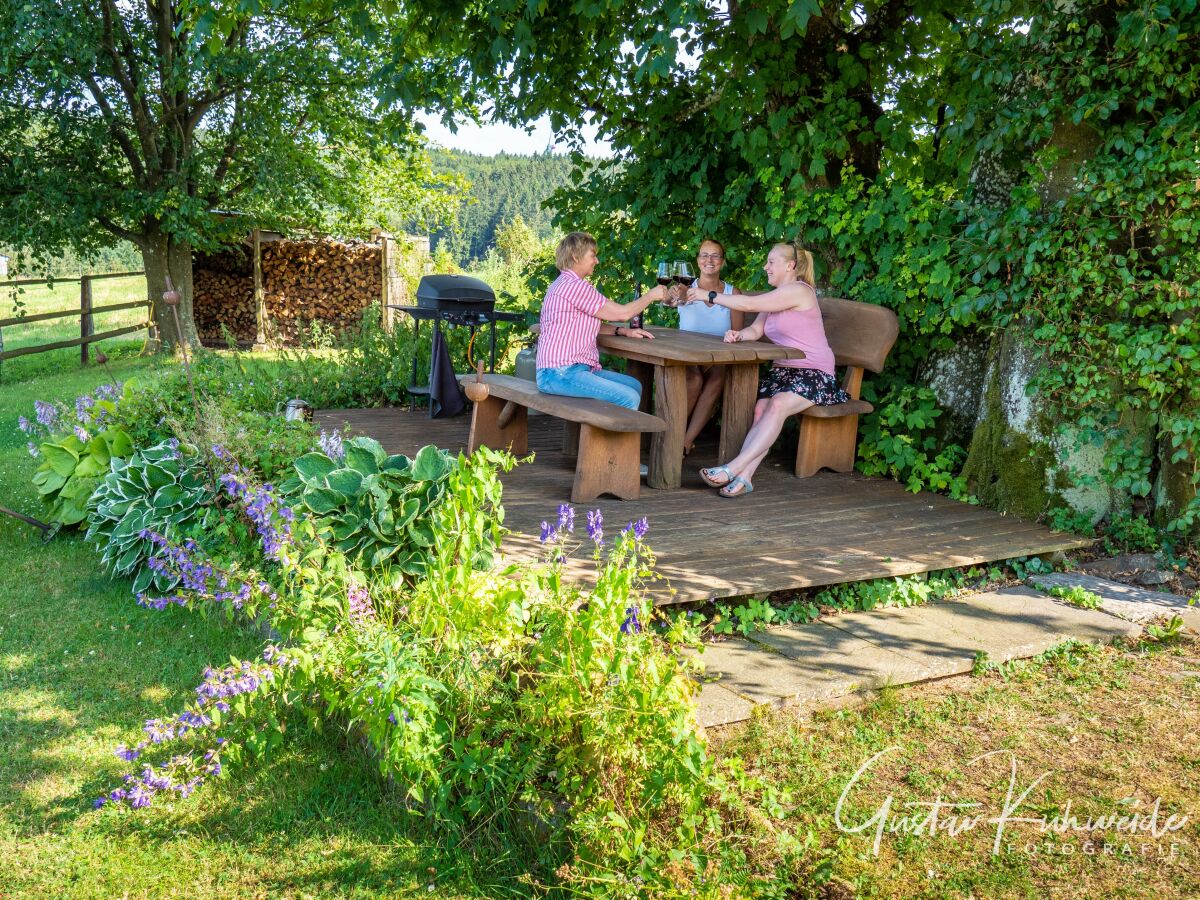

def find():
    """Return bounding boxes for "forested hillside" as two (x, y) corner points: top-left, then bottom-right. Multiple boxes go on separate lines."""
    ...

(428, 150), (579, 261)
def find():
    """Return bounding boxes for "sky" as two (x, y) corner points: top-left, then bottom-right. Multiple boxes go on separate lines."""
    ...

(415, 112), (613, 157)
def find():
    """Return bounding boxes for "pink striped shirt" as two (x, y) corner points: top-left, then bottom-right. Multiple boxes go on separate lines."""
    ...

(536, 269), (607, 371)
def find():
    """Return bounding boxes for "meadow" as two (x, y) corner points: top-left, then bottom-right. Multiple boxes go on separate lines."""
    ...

(1, 274), (150, 384)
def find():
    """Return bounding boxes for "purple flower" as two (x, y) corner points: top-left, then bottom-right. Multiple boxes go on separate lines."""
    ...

(93, 796), (107, 808)
(75, 394), (95, 423)
(93, 382), (122, 402)
(388, 712), (398, 725)
(74, 425), (90, 442)
(127, 784), (152, 809)
(539, 521), (556, 543)
(217, 472), (293, 561)
(620, 606), (642, 635)
(318, 429), (345, 461)
(586, 509), (604, 545)
(557, 503), (575, 532)
(17, 415), (31, 433)
(27, 442), (38, 458)
(115, 744), (141, 762)
(34, 400), (58, 430)
(621, 517), (649, 540)
(347, 584), (374, 622)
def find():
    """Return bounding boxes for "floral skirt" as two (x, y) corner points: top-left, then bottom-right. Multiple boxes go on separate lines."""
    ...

(757, 365), (850, 405)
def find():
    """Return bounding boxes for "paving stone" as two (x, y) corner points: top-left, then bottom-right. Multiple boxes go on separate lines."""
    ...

(1078, 553), (1161, 579)
(1030, 573), (1200, 630)
(949, 585), (1142, 648)
(694, 682), (754, 728)
(694, 635), (877, 706)
(693, 586), (1143, 727)
(816, 605), (984, 679)
(751, 615), (973, 682)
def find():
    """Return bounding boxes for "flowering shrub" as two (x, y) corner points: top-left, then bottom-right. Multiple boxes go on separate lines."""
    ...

(19, 382), (134, 525)
(93, 446), (794, 894)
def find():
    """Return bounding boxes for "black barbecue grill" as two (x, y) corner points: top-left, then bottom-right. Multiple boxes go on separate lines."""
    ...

(388, 274), (523, 416)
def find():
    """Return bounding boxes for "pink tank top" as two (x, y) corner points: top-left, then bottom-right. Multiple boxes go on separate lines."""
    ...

(762, 303), (836, 375)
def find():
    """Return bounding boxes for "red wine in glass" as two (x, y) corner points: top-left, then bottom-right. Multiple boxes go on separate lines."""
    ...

(674, 261), (695, 289)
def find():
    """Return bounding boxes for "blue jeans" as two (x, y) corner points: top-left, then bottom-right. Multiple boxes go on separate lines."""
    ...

(536, 364), (642, 409)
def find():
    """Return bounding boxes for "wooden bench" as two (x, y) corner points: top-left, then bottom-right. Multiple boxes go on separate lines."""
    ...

(456, 372), (667, 502)
(793, 297), (899, 477)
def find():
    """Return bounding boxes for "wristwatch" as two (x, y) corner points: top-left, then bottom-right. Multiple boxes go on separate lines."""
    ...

(707, 290), (718, 306)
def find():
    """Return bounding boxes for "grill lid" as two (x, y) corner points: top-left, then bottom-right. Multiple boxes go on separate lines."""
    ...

(416, 274), (496, 309)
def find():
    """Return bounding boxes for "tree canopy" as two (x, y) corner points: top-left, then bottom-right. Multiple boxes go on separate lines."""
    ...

(0, 0), (456, 343)
(427, 150), (577, 261)
(393, 0), (1200, 530)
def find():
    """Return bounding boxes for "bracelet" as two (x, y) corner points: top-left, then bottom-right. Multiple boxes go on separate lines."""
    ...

(615, 326), (623, 336)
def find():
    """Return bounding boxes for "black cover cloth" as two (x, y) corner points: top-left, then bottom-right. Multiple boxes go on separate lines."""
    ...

(429, 327), (466, 418)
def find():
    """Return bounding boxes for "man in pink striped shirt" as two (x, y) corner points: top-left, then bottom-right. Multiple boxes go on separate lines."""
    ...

(535, 232), (667, 408)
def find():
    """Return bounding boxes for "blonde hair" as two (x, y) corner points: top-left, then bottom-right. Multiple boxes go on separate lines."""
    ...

(773, 240), (815, 285)
(556, 231), (597, 271)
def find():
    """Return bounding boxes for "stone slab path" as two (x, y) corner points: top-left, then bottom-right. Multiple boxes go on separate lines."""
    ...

(695, 585), (1144, 728)
(1029, 572), (1200, 629)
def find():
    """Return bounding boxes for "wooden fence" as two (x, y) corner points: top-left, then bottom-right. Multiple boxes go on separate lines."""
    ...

(0, 271), (153, 367)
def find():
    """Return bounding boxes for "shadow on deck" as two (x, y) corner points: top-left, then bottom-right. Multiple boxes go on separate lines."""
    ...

(315, 407), (1090, 605)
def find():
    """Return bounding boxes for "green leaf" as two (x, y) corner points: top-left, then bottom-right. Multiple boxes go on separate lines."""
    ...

(410, 445), (450, 482)
(302, 486), (342, 515)
(39, 443), (79, 478)
(152, 484), (186, 509)
(325, 468), (365, 499)
(295, 453), (338, 485)
(32, 468), (68, 496)
(381, 454), (411, 474)
(344, 445), (380, 476)
(105, 430), (134, 458)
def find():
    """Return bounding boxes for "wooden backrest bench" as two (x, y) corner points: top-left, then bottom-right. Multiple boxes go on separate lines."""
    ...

(456, 372), (666, 502)
(792, 297), (899, 477)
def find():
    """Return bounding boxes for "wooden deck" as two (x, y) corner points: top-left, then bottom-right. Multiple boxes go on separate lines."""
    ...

(315, 407), (1091, 605)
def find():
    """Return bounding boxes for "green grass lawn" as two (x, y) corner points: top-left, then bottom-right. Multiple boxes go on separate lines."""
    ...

(2, 357), (1197, 898)
(1, 275), (150, 384)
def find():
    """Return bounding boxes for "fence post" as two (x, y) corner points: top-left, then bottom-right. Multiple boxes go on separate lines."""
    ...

(80, 275), (94, 365)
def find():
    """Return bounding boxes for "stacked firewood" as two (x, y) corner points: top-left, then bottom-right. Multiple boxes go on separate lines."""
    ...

(261, 239), (382, 344)
(193, 247), (255, 343)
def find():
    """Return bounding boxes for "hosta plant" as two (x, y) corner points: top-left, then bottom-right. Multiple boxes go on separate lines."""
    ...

(85, 440), (215, 593)
(33, 428), (134, 526)
(283, 437), (456, 576)
(19, 382), (134, 526)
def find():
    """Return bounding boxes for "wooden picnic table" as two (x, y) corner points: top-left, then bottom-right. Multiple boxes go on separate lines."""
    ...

(597, 325), (804, 490)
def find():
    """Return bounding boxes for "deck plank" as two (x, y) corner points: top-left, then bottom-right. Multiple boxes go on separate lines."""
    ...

(316, 407), (1091, 604)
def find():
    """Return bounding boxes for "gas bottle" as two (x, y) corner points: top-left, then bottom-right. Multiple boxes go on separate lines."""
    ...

(515, 342), (537, 381)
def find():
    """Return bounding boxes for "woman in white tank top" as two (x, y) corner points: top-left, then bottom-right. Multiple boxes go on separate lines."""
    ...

(671, 239), (746, 454)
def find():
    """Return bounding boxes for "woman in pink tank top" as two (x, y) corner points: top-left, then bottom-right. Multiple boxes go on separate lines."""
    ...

(684, 241), (849, 497)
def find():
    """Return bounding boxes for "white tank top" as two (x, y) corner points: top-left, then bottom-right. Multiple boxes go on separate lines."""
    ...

(678, 281), (734, 337)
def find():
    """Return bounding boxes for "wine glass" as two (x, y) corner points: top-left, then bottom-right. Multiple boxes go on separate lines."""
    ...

(674, 261), (695, 303)
(655, 261), (674, 306)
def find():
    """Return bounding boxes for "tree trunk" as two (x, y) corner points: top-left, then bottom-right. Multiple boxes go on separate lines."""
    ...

(140, 230), (198, 350)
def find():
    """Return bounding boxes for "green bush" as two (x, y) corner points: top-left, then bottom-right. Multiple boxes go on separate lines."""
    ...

(283, 438), (459, 577)
(97, 449), (796, 894)
(857, 385), (969, 498)
(33, 427), (133, 526)
(85, 440), (215, 594)
(19, 382), (135, 526)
